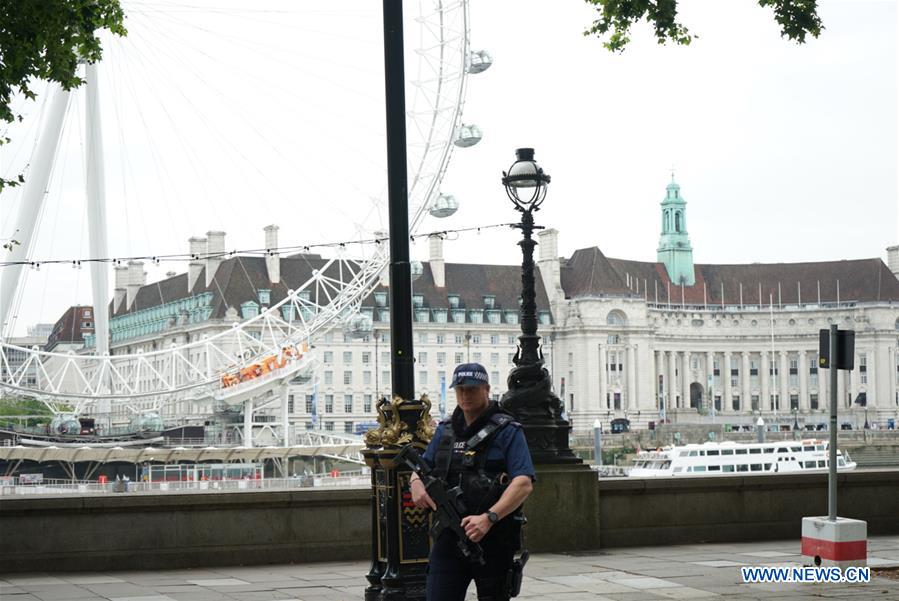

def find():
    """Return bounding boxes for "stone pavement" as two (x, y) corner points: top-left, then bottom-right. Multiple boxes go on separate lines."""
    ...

(2, 537), (899, 601)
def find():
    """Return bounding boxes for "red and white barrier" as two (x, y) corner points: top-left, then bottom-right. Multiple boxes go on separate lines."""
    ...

(801, 516), (867, 568)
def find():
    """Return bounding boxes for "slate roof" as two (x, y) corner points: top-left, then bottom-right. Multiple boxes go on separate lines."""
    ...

(561, 247), (899, 305)
(109, 255), (550, 318)
(46, 306), (94, 351)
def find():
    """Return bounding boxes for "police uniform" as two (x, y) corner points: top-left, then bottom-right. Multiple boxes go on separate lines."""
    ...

(421, 387), (535, 601)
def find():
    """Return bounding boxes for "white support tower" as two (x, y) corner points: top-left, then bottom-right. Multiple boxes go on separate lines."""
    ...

(85, 62), (111, 359)
(0, 85), (70, 339)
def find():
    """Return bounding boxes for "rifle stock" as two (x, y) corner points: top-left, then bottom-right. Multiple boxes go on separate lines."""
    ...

(395, 444), (486, 565)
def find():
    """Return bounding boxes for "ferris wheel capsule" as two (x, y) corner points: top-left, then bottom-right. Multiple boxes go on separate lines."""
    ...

(454, 124), (482, 147)
(344, 313), (373, 339)
(429, 193), (459, 218)
(467, 50), (493, 74)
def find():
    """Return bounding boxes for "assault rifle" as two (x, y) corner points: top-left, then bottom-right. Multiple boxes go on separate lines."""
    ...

(394, 444), (486, 565)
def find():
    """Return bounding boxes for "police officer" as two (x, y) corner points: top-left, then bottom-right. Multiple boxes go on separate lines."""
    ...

(410, 363), (535, 601)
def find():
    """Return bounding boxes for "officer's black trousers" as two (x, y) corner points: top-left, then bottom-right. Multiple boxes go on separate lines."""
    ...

(426, 529), (514, 601)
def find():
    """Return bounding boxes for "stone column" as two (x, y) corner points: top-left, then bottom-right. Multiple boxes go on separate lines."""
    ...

(585, 340), (600, 414)
(723, 351), (732, 412)
(598, 344), (608, 411)
(849, 350), (860, 406)
(780, 351), (789, 411)
(742, 352), (751, 413)
(761, 351), (770, 412)
(654, 350), (663, 411)
(682, 351), (691, 409)
(626, 345), (637, 410)
(799, 350), (809, 411)
(667, 350), (677, 410)
(888, 346), (897, 410)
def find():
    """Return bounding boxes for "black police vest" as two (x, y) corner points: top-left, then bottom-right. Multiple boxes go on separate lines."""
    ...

(433, 411), (518, 517)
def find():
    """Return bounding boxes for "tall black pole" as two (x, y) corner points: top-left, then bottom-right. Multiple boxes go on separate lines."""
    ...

(383, 0), (414, 402)
(514, 210), (541, 367)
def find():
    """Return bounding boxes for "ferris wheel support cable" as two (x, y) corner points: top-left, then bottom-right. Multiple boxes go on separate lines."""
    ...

(1, 84), (71, 340)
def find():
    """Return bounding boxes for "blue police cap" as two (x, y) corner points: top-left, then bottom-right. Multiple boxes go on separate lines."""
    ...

(450, 362), (489, 388)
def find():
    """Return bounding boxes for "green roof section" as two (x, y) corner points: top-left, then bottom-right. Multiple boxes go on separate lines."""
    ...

(657, 176), (695, 285)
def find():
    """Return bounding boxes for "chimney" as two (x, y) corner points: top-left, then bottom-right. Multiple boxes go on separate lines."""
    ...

(887, 245), (899, 279)
(537, 228), (564, 307)
(188, 236), (206, 291)
(264, 224), (280, 284)
(206, 231), (226, 287)
(126, 260), (145, 309)
(113, 265), (128, 312)
(429, 235), (445, 288)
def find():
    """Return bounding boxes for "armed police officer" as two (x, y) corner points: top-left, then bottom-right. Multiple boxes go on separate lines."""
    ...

(410, 363), (535, 601)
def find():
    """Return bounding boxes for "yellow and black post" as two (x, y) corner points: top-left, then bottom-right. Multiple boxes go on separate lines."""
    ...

(363, 395), (435, 601)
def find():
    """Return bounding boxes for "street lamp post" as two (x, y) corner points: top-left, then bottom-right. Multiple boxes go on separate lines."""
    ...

(499, 148), (579, 465)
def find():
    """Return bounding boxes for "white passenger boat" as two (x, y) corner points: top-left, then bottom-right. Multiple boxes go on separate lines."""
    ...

(629, 439), (856, 477)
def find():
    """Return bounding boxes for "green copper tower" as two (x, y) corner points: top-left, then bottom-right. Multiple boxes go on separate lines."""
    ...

(657, 176), (695, 285)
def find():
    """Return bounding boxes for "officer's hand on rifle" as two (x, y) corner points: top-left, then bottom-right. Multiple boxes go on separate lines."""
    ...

(460, 513), (492, 543)
(410, 474), (437, 511)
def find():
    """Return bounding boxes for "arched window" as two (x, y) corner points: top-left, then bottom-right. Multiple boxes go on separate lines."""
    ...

(675, 211), (681, 233)
(607, 310), (627, 326)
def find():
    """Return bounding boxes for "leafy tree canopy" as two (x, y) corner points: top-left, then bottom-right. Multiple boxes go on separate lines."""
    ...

(583, 0), (823, 52)
(0, 0), (126, 193)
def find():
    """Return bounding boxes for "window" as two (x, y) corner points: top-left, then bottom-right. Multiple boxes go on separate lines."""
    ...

(343, 351), (353, 363)
(363, 371), (372, 386)
(344, 371), (352, 385)
(491, 371), (499, 385)
(509, 335), (517, 345)
(483, 295), (495, 309)
(412, 294), (424, 308)
(437, 352), (446, 365)
(306, 421), (314, 430)
(749, 448), (761, 454)
(364, 394), (373, 413)
(382, 371), (390, 386)
(288, 394), (295, 413)
(750, 360), (758, 376)
(860, 354), (867, 384)
(454, 334), (464, 344)
(790, 394), (799, 411)
(419, 333), (429, 344)
(323, 351), (333, 364)
(82, 321), (93, 328)
(721, 449), (734, 456)
(325, 421), (334, 431)
(751, 394), (760, 410)
(436, 334), (445, 344)
(419, 371), (428, 385)
(345, 395), (353, 412)
(473, 352), (482, 363)
(472, 334), (481, 344)
(419, 352), (428, 364)
(490, 335), (499, 345)
(258, 289), (271, 305)
(490, 353), (499, 366)
(448, 294), (460, 308)
(374, 291), (388, 307)
(722, 465), (735, 472)
(83, 309), (92, 318)
(324, 371), (333, 386)
(454, 352), (464, 364)
(810, 394), (819, 410)
(325, 395), (334, 413)
(381, 351), (390, 364)
(345, 422), (354, 434)
(305, 394), (314, 413)
(362, 352), (371, 364)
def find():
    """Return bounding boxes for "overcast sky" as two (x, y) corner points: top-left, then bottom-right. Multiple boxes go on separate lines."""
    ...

(1, 0), (896, 336)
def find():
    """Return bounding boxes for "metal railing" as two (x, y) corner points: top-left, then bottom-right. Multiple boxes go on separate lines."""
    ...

(0, 472), (371, 496)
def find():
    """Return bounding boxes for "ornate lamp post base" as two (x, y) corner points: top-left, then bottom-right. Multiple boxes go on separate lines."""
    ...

(502, 363), (581, 465)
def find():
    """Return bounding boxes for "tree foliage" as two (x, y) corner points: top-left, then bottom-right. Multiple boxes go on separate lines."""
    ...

(583, 0), (823, 52)
(0, 0), (126, 193)
(0, 397), (55, 427)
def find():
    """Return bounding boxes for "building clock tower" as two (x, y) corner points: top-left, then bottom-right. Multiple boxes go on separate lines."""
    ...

(657, 176), (695, 285)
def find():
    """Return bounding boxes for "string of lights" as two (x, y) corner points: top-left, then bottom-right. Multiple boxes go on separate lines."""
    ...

(0, 222), (518, 269)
